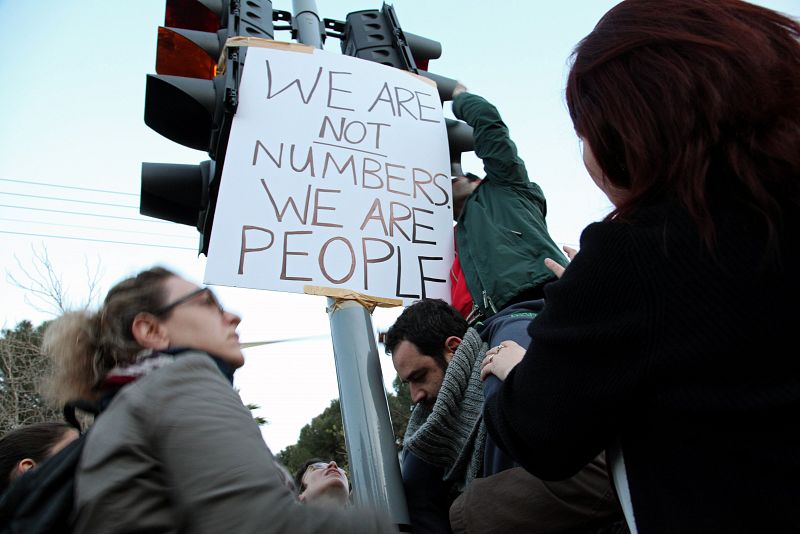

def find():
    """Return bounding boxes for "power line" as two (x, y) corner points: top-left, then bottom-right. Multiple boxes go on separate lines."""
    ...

(0, 204), (174, 224)
(0, 230), (197, 251)
(0, 178), (138, 197)
(0, 217), (195, 240)
(0, 191), (138, 209)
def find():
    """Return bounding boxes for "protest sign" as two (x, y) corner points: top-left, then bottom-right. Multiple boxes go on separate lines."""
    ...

(204, 43), (454, 302)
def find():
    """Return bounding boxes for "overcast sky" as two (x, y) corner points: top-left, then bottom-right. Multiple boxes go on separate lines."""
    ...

(1, 0), (797, 452)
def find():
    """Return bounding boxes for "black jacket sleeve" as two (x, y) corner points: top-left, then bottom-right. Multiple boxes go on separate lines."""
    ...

(401, 451), (455, 534)
(483, 221), (657, 480)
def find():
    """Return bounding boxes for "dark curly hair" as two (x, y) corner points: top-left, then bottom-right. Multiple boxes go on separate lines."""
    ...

(384, 299), (468, 369)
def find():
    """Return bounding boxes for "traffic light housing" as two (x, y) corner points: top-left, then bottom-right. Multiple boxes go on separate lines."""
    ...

(340, 4), (459, 102)
(141, 0), (274, 255)
(141, 161), (213, 226)
(339, 4), (474, 176)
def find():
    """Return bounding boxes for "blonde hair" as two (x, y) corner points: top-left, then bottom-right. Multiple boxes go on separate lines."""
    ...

(42, 267), (175, 404)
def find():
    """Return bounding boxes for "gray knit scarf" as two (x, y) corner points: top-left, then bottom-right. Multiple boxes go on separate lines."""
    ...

(403, 327), (488, 491)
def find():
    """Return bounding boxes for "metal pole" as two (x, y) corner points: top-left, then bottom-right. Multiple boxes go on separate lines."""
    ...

(327, 298), (410, 526)
(292, 0), (325, 49)
(289, 0), (409, 527)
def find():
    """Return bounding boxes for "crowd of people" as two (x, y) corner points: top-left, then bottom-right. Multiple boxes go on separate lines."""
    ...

(2, 0), (799, 532)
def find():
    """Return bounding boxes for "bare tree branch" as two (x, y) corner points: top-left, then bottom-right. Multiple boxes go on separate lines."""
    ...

(8, 250), (64, 315)
(6, 243), (102, 316)
(83, 255), (104, 309)
(0, 322), (62, 433)
(2, 246), (105, 432)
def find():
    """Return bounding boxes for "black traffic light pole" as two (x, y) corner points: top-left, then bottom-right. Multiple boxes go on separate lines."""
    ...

(290, 1), (411, 528)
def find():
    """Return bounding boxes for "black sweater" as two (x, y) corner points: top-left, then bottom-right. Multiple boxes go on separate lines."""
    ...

(484, 200), (800, 533)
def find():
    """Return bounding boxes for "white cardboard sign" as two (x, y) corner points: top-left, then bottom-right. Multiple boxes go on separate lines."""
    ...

(204, 45), (454, 302)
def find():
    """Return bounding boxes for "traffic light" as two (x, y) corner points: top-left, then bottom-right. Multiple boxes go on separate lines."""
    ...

(141, 0), (274, 255)
(340, 4), (459, 102)
(339, 4), (474, 175)
(141, 161), (213, 226)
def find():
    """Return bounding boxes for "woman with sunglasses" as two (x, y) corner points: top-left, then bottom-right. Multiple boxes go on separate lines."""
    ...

(41, 267), (393, 533)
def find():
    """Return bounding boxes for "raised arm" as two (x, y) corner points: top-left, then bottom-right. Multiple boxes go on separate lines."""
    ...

(452, 92), (529, 187)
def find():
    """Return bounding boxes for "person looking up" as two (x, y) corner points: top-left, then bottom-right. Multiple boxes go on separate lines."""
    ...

(295, 459), (350, 508)
(40, 266), (394, 533)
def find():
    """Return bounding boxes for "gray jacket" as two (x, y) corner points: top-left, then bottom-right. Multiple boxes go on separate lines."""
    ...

(73, 352), (394, 533)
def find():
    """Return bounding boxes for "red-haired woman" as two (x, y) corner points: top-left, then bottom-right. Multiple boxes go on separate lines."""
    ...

(481, 1), (800, 532)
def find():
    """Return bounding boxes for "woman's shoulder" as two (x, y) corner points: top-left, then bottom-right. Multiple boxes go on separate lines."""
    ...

(580, 202), (689, 254)
(563, 207), (688, 299)
(141, 351), (232, 395)
(106, 351), (233, 412)
(578, 219), (640, 262)
(159, 349), (222, 373)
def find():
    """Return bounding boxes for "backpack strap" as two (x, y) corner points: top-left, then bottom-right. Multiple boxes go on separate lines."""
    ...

(63, 400), (101, 433)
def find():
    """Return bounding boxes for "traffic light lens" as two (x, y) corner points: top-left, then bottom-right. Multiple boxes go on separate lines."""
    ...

(145, 75), (215, 151)
(157, 27), (217, 79)
(165, 0), (220, 32)
(141, 161), (210, 227)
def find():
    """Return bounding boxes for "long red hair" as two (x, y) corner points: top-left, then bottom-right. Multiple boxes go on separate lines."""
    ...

(567, 0), (800, 248)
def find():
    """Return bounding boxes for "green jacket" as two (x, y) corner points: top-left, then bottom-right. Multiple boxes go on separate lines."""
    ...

(453, 92), (566, 319)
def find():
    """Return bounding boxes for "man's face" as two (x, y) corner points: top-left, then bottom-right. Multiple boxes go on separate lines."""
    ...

(451, 176), (479, 219)
(391, 340), (452, 407)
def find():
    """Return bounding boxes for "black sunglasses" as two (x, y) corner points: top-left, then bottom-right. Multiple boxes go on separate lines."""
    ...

(152, 287), (224, 317)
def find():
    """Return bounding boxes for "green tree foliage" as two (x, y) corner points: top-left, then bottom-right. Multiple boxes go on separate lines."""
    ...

(1, 321), (61, 434)
(0, 320), (269, 436)
(278, 378), (412, 476)
(388, 376), (411, 446)
(279, 399), (349, 475)
(244, 403), (268, 427)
